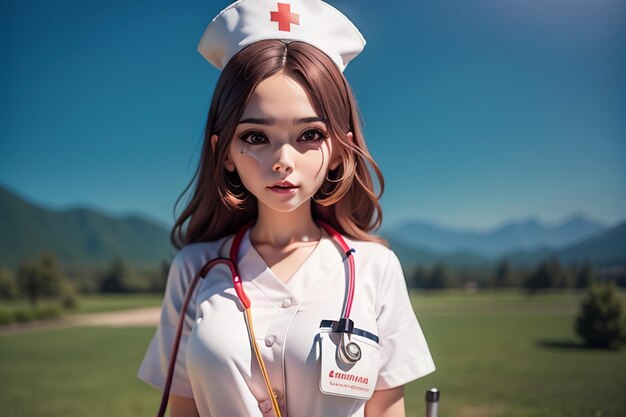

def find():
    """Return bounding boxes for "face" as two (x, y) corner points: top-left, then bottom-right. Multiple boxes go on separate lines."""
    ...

(221, 72), (340, 214)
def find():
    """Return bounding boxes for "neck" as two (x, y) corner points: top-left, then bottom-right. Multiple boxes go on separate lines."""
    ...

(250, 201), (321, 248)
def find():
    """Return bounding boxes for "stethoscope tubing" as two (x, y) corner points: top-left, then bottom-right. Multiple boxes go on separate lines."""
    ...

(318, 221), (355, 319)
(157, 257), (235, 417)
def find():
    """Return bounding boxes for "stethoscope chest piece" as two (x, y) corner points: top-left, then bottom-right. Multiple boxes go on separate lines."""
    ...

(333, 318), (362, 364)
(339, 339), (362, 363)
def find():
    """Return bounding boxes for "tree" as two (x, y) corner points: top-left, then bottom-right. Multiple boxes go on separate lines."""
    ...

(524, 261), (552, 294)
(409, 266), (429, 289)
(411, 264), (450, 289)
(155, 260), (171, 292)
(548, 257), (569, 288)
(494, 259), (513, 288)
(100, 258), (134, 293)
(431, 263), (450, 289)
(575, 283), (625, 349)
(524, 258), (567, 293)
(0, 266), (19, 300)
(17, 253), (64, 305)
(575, 262), (594, 289)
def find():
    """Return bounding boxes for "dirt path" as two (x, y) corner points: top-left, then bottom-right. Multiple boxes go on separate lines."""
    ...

(0, 307), (160, 336)
(68, 307), (160, 327)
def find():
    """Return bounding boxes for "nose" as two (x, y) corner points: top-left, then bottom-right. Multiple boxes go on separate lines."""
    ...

(272, 144), (294, 174)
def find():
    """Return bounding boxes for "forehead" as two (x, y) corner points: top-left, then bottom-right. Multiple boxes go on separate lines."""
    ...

(241, 72), (320, 121)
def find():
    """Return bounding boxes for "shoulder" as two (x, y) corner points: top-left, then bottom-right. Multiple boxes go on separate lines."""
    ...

(170, 235), (234, 275)
(342, 237), (403, 279)
(347, 238), (391, 255)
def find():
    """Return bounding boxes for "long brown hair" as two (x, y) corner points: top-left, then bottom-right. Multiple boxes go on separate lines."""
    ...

(171, 40), (385, 249)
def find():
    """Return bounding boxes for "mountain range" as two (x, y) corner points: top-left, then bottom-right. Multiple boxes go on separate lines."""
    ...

(383, 214), (607, 256)
(1, 185), (624, 271)
(384, 216), (626, 271)
(0, 185), (173, 270)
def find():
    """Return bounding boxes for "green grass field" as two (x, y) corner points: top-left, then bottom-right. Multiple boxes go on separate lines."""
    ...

(0, 290), (624, 417)
(0, 293), (163, 315)
(406, 290), (626, 417)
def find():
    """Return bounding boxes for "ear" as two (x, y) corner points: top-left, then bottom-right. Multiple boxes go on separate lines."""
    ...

(210, 134), (219, 153)
(212, 134), (236, 172)
(330, 132), (353, 170)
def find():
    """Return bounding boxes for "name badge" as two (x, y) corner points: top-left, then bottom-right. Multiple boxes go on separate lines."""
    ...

(319, 329), (380, 400)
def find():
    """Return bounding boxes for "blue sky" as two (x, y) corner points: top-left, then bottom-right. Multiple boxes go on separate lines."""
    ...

(1, 0), (625, 231)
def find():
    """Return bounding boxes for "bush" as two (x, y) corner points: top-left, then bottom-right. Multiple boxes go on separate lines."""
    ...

(14, 308), (36, 323)
(60, 280), (79, 309)
(5, 305), (63, 324)
(575, 283), (625, 349)
(0, 310), (14, 325)
(32, 305), (62, 320)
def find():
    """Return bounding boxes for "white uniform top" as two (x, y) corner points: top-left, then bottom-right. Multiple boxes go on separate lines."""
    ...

(138, 229), (435, 417)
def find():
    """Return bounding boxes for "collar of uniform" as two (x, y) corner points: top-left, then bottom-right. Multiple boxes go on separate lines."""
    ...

(235, 228), (344, 305)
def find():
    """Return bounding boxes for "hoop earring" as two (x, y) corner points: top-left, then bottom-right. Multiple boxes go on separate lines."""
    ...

(313, 172), (339, 203)
(225, 171), (243, 189)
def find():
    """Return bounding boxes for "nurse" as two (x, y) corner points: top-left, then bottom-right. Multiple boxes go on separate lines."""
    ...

(138, 1), (436, 416)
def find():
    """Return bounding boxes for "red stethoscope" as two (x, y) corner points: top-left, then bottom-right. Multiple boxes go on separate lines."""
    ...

(157, 221), (364, 417)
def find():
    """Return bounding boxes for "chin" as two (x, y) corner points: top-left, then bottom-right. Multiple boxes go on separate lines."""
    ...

(257, 197), (314, 214)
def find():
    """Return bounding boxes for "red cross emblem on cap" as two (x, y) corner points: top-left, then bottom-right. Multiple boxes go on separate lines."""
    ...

(270, 3), (300, 32)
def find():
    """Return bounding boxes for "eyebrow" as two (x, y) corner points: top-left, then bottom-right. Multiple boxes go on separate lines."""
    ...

(238, 117), (328, 126)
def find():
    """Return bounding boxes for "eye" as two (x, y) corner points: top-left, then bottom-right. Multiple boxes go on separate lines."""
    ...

(299, 128), (328, 143)
(239, 130), (268, 145)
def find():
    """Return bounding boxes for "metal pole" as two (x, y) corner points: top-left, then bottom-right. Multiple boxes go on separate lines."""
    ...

(425, 388), (440, 417)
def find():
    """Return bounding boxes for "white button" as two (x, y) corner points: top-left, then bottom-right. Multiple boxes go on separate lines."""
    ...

(265, 335), (276, 347)
(281, 299), (292, 308)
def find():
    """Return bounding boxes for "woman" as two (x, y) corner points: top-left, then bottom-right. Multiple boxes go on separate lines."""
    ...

(138, 1), (435, 416)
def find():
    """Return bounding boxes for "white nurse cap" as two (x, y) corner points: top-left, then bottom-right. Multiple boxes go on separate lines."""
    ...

(197, 0), (366, 72)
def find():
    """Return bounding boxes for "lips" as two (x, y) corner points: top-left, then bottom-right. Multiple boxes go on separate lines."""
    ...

(268, 181), (298, 194)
